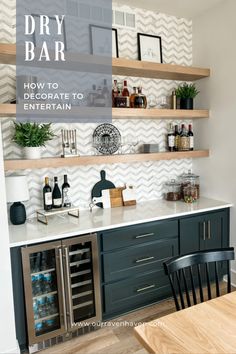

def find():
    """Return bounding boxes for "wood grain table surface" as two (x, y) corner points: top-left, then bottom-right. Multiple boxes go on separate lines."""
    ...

(134, 292), (236, 353)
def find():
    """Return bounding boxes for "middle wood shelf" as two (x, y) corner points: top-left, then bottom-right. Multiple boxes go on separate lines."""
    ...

(0, 104), (209, 119)
(4, 150), (209, 171)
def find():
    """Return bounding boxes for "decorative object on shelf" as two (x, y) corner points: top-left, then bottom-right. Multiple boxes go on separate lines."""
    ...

(5, 175), (29, 225)
(138, 33), (163, 63)
(175, 83), (199, 110)
(112, 28), (119, 58)
(122, 185), (136, 206)
(36, 206), (79, 225)
(171, 89), (177, 109)
(92, 123), (121, 155)
(139, 144), (159, 153)
(91, 170), (115, 208)
(90, 25), (113, 57)
(12, 122), (56, 159)
(61, 129), (78, 157)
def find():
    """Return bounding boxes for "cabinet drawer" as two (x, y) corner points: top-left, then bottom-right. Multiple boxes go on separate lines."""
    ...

(103, 238), (178, 282)
(101, 220), (178, 251)
(104, 269), (171, 315)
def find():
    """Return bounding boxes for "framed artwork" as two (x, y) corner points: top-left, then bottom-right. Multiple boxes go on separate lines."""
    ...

(32, 14), (67, 51)
(137, 33), (163, 63)
(90, 25), (119, 57)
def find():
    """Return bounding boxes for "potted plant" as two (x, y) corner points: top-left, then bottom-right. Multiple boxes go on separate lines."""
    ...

(175, 83), (199, 109)
(12, 122), (56, 159)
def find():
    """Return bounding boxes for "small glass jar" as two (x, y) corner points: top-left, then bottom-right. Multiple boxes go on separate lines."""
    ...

(164, 179), (181, 201)
(179, 170), (200, 199)
(183, 185), (198, 203)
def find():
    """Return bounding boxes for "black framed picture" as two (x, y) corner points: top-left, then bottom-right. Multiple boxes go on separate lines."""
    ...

(90, 25), (119, 57)
(32, 14), (67, 51)
(138, 33), (163, 63)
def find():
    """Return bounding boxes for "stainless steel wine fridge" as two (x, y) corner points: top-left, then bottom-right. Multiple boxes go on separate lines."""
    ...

(21, 234), (101, 351)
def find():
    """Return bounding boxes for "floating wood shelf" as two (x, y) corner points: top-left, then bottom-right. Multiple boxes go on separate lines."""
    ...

(0, 104), (209, 120)
(4, 150), (209, 171)
(0, 43), (210, 81)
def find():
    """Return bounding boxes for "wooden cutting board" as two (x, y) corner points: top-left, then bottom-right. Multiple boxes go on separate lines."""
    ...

(91, 170), (115, 208)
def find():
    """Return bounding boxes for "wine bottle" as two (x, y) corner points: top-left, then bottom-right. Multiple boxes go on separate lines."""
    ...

(130, 87), (137, 108)
(43, 177), (52, 211)
(62, 174), (71, 207)
(188, 124), (194, 151)
(167, 123), (175, 152)
(174, 125), (180, 151)
(122, 80), (130, 107)
(112, 80), (118, 107)
(179, 124), (190, 151)
(52, 177), (62, 208)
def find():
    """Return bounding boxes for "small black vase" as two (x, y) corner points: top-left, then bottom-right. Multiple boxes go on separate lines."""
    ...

(180, 98), (193, 110)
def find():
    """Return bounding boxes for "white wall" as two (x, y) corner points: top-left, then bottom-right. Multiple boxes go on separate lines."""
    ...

(193, 0), (236, 274)
(0, 124), (19, 353)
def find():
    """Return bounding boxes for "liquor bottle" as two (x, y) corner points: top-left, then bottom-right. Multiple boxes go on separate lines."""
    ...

(87, 84), (96, 106)
(43, 177), (52, 211)
(172, 90), (177, 109)
(130, 87), (137, 108)
(52, 177), (62, 208)
(174, 125), (180, 151)
(167, 123), (175, 152)
(179, 124), (190, 151)
(62, 174), (71, 207)
(134, 87), (147, 108)
(94, 87), (106, 107)
(188, 124), (194, 150)
(112, 80), (118, 107)
(102, 79), (110, 107)
(122, 80), (130, 107)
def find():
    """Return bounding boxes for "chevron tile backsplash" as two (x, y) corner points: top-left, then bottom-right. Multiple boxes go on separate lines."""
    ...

(0, 1), (193, 217)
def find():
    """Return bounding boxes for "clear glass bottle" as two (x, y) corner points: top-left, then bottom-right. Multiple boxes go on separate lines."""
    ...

(94, 87), (106, 107)
(130, 87), (138, 108)
(167, 123), (175, 152)
(134, 87), (147, 108)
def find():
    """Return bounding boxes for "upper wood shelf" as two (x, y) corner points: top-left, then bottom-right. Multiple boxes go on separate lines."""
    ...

(4, 150), (209, 171)
(0, 43), (210, 81)
(0, 104), (209, 120)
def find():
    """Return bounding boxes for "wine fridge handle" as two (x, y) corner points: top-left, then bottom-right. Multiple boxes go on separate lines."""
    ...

(58, 248), (68, 332)
(64, 247), (74, 328)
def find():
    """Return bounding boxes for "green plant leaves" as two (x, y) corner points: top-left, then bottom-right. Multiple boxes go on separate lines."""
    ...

(12, 122), (56, 147)
(175, 83), (199, 99)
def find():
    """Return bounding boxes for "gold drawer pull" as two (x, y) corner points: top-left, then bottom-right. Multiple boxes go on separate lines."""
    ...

(135, 256), (155, 263)
(135, 233), (154, 239)
(136, 284), (155, 293)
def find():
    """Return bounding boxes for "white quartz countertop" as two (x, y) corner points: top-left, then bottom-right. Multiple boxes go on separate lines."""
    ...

(9, 197), (232, 247)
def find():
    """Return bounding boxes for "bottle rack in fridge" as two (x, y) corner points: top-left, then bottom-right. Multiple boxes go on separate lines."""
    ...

(21, 234), (101, 347)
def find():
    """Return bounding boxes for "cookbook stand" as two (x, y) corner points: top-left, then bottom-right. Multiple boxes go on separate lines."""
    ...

(36, 206), (80, 225)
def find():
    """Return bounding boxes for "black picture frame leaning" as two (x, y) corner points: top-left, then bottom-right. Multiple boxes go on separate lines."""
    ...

(89, 25), (119, 58)
(31, 14), (67, 51)
(137, 33), (163, 63)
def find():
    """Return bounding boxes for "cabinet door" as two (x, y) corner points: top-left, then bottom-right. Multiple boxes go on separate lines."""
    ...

(21, 241), (67, 345)
(180, 209), (229, 255)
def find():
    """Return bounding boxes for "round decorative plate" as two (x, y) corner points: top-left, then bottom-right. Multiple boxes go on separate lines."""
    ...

(93, 123), (121, 155)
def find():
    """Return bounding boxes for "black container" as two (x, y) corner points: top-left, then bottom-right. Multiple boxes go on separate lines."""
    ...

(180, 97), (193, 110)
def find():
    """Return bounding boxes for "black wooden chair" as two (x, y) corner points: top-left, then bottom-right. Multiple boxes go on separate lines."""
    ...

(163, 247), (235, 311)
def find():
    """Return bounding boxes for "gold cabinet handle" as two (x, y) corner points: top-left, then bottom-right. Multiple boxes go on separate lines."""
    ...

(135, 256), (155, 263)
(135, 233), (154, 239)
(203, 221), (206, 241)
(207, 220), (211, 239)
(136, 284), (155, 293)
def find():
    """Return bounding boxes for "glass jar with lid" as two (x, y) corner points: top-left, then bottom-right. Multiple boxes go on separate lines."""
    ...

(164, 179), (181, 201)
(179, 170), (200, 199)
(183, 185), (198, 203)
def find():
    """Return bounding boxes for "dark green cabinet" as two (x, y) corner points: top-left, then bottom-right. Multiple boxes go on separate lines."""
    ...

(180, 209), (229, 255)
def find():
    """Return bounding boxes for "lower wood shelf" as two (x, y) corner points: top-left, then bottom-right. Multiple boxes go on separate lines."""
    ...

(4, 150), (209, 171)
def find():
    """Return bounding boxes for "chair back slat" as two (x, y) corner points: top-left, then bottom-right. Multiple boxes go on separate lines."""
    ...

(163, 247), (235, 311)
(182, 268), (191, 307)
(197, 264), (204, 302)
(189, 266), (197, 305)
(215, 261), (220, 297)
(205, 263), (212, 300)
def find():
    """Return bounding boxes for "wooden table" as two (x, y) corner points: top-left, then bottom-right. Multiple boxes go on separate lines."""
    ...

(134, 292), (236, 353)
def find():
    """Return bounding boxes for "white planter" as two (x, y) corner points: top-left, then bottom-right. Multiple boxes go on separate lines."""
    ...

(23, 147), (41, 159)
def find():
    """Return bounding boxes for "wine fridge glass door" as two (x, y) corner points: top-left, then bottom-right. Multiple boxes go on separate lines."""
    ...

(63, 234), (101, 330)
(21, 241), (67, 345)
